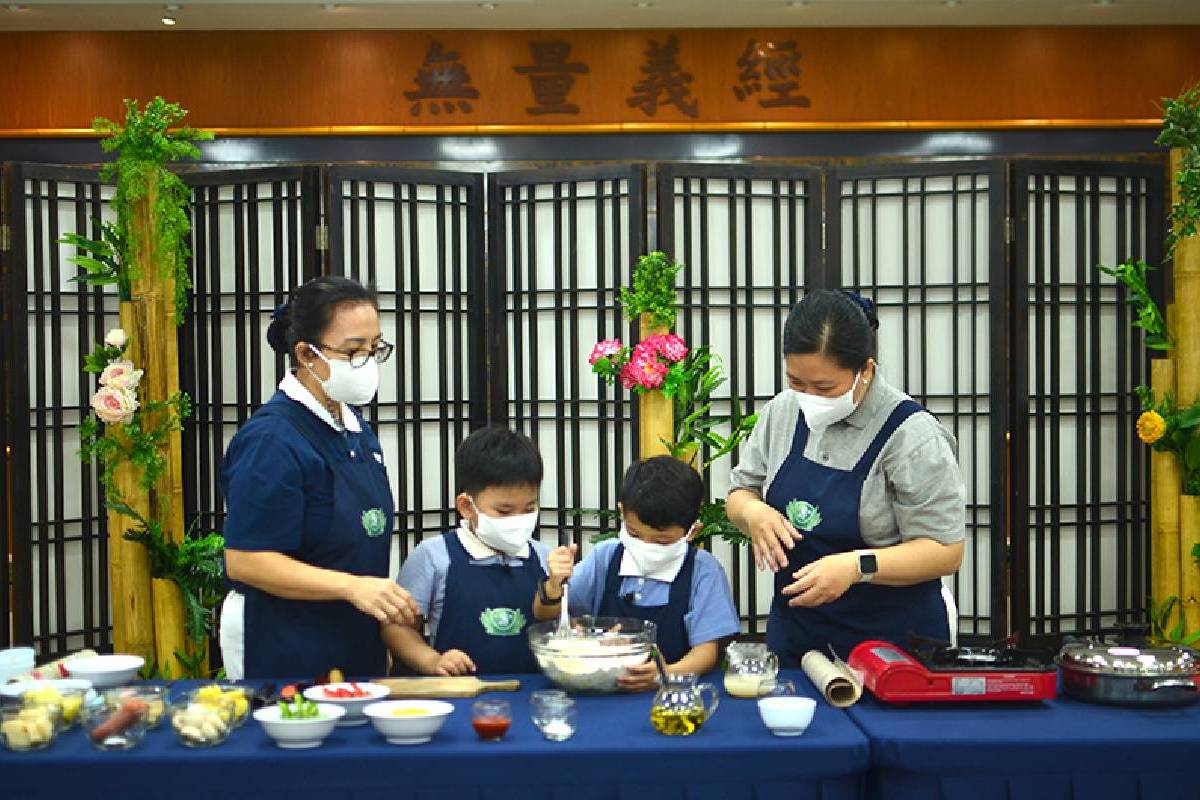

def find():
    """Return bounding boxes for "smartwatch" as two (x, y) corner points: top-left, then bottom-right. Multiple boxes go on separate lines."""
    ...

(856, 551), (878, 583)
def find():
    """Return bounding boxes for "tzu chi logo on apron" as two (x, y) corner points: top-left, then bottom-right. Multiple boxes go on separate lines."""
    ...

(361, 508), (388, 538)
(786, 500), (823, 532)
(479, 607), (527, 637)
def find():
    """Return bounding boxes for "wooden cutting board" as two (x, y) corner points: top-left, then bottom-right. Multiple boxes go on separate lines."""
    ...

(374, 677), (522, 698)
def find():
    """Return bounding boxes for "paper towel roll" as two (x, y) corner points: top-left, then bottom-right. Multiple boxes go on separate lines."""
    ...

(801, 649), (862, 707)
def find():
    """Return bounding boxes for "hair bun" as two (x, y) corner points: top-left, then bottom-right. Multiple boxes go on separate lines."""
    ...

(841, 290), (879, 331)
(266, 302), (291, 355)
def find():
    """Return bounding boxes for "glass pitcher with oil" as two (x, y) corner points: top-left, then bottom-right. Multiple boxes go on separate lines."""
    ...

(649, 673), (720, 736)
(724, 642), (780, 698)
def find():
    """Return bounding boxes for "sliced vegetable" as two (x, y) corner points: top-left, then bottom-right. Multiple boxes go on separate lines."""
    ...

(279, 697), (320, 720)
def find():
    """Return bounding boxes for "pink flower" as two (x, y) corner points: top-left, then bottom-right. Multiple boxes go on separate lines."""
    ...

(655, 333), (689, 363)
(619, 360), (640, 390)
(99, 360), (143, 391)
(588, 338), (623, 365)
(630, 340), (657, 364)
(632, 353), (669, 390)
(638, 334), (689, 364)
(91, 385), (138, 425)
(638, 360), (669, 390)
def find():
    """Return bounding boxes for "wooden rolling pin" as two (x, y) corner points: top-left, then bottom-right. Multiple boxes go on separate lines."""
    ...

(374, 677), (521, 698)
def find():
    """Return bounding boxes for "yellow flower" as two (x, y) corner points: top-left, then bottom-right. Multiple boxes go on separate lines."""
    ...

(1137, 410), (1166, 444)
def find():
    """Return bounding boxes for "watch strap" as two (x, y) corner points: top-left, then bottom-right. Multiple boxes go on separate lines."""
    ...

(538, 578), (563, 604)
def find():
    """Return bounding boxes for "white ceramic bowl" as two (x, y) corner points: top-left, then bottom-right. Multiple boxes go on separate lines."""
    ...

(0, 678), (94, 700)
(363, 700), (454, 745)
(0, 647), (35, 665)
(302, 682), (390, 726)
(64, 655), (144, 689)
(757, 696), (816, 737)
(253, 703), (345, 749)
(0, 648), (35, 683)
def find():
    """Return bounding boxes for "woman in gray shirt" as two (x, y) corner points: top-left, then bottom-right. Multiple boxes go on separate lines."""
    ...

(726, 290), (965, 663)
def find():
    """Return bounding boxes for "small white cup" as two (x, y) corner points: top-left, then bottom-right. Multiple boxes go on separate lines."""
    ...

(757, 696), (816, 737)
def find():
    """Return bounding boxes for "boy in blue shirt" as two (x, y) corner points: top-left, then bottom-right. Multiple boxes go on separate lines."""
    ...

(383, 427), (548, 675)
(539, 456), (740, 691)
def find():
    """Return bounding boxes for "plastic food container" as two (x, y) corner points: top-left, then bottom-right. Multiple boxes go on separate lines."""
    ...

(1, 706), (57, 752)
(82, 696), (149, 751)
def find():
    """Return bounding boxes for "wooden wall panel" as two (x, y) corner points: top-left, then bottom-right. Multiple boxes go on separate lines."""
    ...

(0, 27), (1196, 133)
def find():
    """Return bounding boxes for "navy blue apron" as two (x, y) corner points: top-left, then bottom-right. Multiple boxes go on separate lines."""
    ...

(242, 396), (393, 679)
(596, 544), (697, 664)
(765, 399), (949, 666)
(432, 530), (543, 673)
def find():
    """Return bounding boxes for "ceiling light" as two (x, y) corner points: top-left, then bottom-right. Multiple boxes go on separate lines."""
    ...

(161, 15), (176, 25)
(165, 3), (180, 10)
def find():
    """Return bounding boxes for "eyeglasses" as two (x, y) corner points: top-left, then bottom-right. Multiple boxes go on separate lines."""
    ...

(317, 340), (394, 368)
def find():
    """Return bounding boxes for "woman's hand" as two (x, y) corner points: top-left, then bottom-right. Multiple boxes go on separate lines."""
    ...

(433, 649), (476, 676)
(618, 660), (661, 693)
(747, 501), (803, 572)
(346, 576), (419, 625)
(780, 552), (858, 607)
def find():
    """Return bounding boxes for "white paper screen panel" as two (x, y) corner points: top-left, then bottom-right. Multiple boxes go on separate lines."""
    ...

(1020, 170), (1152, 636)
(660, 167), (816, 632)
(185, 175), (313, 547)
(492, 168), (641, 556)
(23, 173), (118, 654)
(836, 169), (996, 637)
(330, 171), (483, 578)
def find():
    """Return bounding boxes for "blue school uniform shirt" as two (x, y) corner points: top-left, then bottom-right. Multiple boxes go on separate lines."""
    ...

(397, 526), (551, 639)
(568, 539), (740, 648)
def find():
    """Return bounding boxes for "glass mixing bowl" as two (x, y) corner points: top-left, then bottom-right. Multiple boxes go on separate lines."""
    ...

(527, 616), (657, 693)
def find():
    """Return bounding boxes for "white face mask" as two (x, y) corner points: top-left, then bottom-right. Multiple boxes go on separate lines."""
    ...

(795, 371), (862, 430)
(469, 497), (538, 556)
(619, 525), (689, 580)
(308, 346), (380, 407)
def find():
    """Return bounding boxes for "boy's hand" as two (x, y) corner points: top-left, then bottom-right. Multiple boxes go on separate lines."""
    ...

(546, 543), (578, 588)
(433, 649), (476, 676)
(617, 659), (661, 693)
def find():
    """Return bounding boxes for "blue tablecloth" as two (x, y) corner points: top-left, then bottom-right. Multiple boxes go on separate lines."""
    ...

(847, 691), (1200, 800)
(3, 671), (869, 800)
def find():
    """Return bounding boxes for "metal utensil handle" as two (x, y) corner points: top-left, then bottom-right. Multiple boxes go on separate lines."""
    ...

(557, 582), (571, 636)
(1139, 677), (1199, 692)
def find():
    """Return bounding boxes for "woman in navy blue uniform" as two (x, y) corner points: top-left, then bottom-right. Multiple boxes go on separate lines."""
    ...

(727, 290), (966, 665)
(218, 277), (418, 680)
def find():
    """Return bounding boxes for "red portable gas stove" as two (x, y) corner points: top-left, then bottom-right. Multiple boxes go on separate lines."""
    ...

(847, 637), (1058, 702)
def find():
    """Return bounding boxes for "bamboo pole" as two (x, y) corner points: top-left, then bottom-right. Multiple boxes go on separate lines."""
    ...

(1150, 358), (1181, 607)
(128, 172), (194, 675)
(638, 313), (674, 459)
(107, 302), (155, 663)
(1171, 147), (1200, 633)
